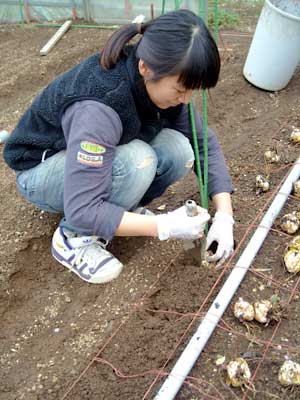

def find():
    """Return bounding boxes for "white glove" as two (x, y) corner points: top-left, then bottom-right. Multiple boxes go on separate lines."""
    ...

(156, 205), (210, 241)
(206, 211), (234, 266)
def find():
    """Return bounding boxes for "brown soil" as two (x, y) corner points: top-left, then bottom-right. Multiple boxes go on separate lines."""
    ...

(1, 24), (300, 400)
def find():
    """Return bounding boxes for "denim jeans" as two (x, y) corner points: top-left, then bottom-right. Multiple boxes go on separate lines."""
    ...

(16, 128), (195, 230)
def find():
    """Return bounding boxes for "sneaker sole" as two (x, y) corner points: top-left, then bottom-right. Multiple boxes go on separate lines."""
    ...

(52, 249), (123, 284)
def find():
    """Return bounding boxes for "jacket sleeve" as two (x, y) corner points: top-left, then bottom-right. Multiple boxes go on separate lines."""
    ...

(169, 103), (233, 198)
(62, 100), (125, 239)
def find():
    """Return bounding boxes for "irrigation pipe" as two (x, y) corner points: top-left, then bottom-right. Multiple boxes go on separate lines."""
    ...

(154, 157), (300, 400)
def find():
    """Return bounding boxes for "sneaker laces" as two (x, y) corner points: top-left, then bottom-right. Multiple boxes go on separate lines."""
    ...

(67, 235), (109, 268)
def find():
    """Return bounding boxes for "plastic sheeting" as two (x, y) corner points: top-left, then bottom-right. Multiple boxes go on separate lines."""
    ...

(0, 0), (262, 24)
(0, 1), (78, 23)
(0, 0), (199, 23)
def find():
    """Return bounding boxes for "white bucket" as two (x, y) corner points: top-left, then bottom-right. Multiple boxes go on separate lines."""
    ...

(243, 0), (300, 91)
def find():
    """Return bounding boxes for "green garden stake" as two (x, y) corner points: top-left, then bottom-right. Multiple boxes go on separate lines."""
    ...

(174, 0), (183, 10)
(201, 91), (209, 209)
(198, 0), (209, 211)
(188, 101), (206, 209)
(189, 100), (209, 264)
(161, 0), (166, 15)
(18, 0), (25, 28)
(214, 0), (219, 42)
(199, 0), (208, 25)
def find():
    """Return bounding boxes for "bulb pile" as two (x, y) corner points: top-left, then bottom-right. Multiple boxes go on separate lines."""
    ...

(264, 149), (280, 163)
(233, 297), (281, 325)
(256, 175), (270, 193)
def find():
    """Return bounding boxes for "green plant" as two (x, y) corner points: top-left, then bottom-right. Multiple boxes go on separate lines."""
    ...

(208, 9), (240, 28)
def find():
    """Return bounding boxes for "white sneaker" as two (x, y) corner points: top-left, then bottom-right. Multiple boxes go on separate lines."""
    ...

(51, 227), (123, 284)
(133, 206), (155, 216)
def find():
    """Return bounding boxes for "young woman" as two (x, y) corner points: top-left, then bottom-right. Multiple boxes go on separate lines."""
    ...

(4, 9), (234, 284)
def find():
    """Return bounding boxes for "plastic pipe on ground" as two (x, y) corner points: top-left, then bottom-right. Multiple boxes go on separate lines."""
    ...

(40, 20), (72, 55)
(154, 157), (300, 400)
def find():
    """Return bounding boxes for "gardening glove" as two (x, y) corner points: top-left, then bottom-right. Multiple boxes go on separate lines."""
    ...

(206, 211), (235, 267)
(156, 205), (210, 241)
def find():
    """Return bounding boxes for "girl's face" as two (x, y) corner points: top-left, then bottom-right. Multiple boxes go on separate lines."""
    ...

(138, 60), (193, 109)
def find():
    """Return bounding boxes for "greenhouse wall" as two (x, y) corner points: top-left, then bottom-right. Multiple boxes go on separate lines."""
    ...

(0, 0), (264, 31)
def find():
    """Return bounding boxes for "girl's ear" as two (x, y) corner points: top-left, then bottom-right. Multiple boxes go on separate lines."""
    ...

(138, 59), (153, 79)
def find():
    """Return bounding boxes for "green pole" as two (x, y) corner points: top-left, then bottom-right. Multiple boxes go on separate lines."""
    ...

(163, 0), (211, 212)
(18, 0), (25, 28)
(174, 0), (183, 10)
(196, 0), (209, 210)
(161, 0), (166, 15)
(201, 92), (209, 210)
(214, 0), (219, 42)
(189, 102), (205, 208)
(199, 0), (208, 25)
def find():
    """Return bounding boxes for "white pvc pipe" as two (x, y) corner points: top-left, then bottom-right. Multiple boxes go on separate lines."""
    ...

(154, 158), (300, 400)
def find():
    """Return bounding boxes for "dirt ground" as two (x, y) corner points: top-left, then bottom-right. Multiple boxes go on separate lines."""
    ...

(1, 23), (300, 400)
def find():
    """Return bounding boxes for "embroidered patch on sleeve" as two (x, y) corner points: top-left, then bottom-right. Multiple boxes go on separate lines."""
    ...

(80, 141), (106, 154)
(77, 151), (103, 166)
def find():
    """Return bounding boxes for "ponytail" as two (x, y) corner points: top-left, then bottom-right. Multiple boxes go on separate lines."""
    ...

(100, 23), (145, 69)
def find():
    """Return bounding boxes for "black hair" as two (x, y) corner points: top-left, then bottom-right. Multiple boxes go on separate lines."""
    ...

(100, 9), (220, 90)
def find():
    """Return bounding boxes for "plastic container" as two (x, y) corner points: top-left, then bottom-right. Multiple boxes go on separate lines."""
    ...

(243, 0), (300, 91)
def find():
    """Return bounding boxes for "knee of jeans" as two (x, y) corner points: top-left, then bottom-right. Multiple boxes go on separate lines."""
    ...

(133, 141), (157, 171)
(182, 149), (195, 170)
(135, 147), (158, 191)
(117, 140), (158, 178)
(164, 129), (195, 171)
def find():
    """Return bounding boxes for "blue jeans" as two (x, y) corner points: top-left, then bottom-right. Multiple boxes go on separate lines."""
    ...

(16, 129), (194, 231)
